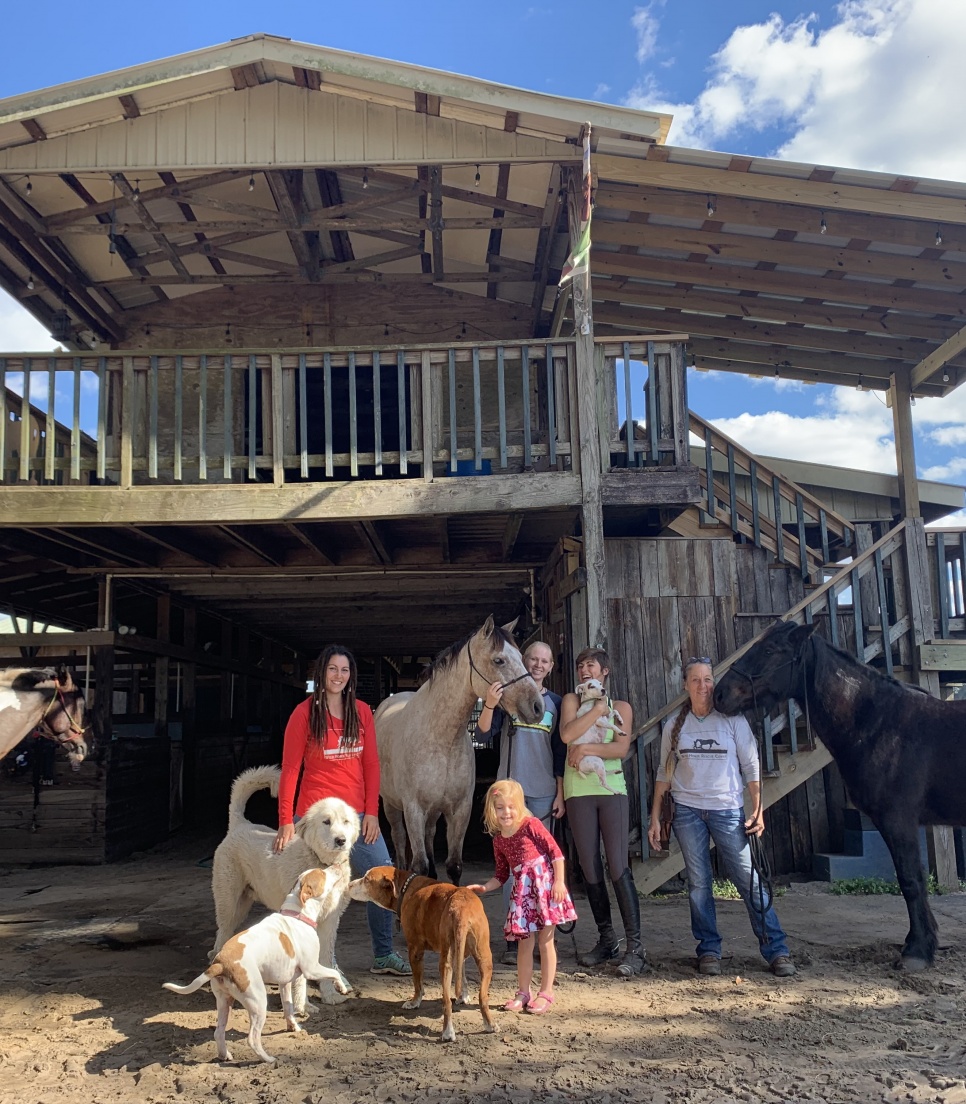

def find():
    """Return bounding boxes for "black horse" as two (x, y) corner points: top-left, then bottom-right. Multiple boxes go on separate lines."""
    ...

(713, 620), (966, 972)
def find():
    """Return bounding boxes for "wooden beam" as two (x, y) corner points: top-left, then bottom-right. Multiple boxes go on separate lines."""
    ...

(601, 468), (704, 507)
(21, 118), (47, 142)
(266, 169), (320, 282)
(111, 173), (191, 279)
(890, 371), (920, 519)
(285, 523), (336, 566)
(363, 167), (545, 219)
(920, 642), (966, 670)
(359, 521), (393, 565)
(93, 270), (528, 288)
(118, 94), (141, 119)
(910, 321), (966, 389)
(486, 162), (512, 300)
(66, 215), (541, 236)
(596, 153), (966, 226)
(501, 514), (524, 561)
(157, 170), (227, 279)
(530, 164), (564, 328)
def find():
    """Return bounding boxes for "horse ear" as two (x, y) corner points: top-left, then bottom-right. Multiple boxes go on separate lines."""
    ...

(481, 615), (495, 637)
(501, 617), (519, 634)
(788, 621), (818, 646)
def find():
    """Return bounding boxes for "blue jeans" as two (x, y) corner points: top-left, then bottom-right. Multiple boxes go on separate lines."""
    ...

(502, 794), (556, 933)
(295, 812), (396, 960)
(672, 803), (789, 964)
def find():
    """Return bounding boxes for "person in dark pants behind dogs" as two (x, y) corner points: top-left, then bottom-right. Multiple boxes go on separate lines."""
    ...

(475, 641), (564, 967)
(559, 646), (643, 978)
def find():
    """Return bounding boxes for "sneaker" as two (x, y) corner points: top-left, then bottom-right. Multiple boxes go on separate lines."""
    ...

(500, 944), (518, 966)
(770, 955), (796, 977)
(698, 954), (721, 976)
(370, 951), (412, 976)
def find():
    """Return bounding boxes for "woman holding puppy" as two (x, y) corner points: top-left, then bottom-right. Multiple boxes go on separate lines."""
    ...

(273, 644), (411, 978)
(559, 646), (643, 977)
(469, 778), (577, 1015)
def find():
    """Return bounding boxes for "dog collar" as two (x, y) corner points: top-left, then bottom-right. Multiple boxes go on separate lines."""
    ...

(395, 872), (419, 918)
(280, 908), (317, 929)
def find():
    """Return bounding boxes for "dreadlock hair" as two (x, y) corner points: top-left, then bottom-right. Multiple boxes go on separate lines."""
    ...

(664, 657), (714, 778)
(309, 645), (360, 748)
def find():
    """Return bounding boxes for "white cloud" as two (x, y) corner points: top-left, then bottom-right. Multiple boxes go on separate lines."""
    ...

(0, 289), (58, 352)
(631, 3), (663, 63)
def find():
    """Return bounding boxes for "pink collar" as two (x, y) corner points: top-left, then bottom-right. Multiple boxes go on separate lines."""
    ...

(280, 908), (317, 929)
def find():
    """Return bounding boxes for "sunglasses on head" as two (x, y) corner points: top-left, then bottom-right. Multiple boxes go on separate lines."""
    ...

(685, 656), (712, 667)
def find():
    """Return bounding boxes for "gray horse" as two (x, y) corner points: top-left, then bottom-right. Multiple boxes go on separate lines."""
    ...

(375, 616), (543, 884)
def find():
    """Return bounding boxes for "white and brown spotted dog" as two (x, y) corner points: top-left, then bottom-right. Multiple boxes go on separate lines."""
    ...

(573, 677), (626, 794)
(164, 867), (348, 1064)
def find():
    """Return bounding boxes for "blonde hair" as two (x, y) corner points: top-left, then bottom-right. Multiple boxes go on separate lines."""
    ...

(482, 779), (532, 836)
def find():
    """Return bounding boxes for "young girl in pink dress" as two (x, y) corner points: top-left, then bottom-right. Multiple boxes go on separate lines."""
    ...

(468, 778), (577, 1015)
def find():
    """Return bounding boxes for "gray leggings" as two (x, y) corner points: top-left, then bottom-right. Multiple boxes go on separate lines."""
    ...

(566, 793), (630, 885)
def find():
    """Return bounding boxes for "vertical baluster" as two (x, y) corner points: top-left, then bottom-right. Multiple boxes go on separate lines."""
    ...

(396, 350), (407, 475)
(70, 357), (81, 482)
(148, 355), (159, 479)
(726, 443), (738, 534)
(955, 557), (965, 619)
(96, 356), (107, 481)
(851, 565), (865, 657)
(704, 426), (714, 517)
(45, 358), (56, 483)
(298, 353), (308, 478)
(521, 344), (532, 469)
(497, 347), (507, 469)
(0, 358), (6, 481)
(796, 492), (808, 581)
(19, 357), (31, 482)
(248, 354), (257, 481)
(622, 341), (634, 464)
(772, 476), (784, 563)
(323, 353), (333, 478)
(472, 346), (482, 471)
(223, 354), (233, 479)
(348, 351), (358, 477)
(120, 356), (133, 489)
(960, 532), (966, 616)
(646, 341), (658, 462)
(936, 531), (949, 638)
(819, 508), (830, 566)
(545, 342), (557, 466)
(787, 699), (798, 756)
(271, 354), (284, 486)
(198, 354), (208, 481)
(749, 458), (761, 548)
(373, 351), (383, 477)
(827, 585), (840, 647)
(874, 547), (893, 675)
(174, 356), (183, 482)
(762, 712), (775, 773)
(448, 348), (458, 474)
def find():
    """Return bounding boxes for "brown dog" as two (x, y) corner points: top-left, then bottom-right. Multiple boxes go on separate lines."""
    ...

(348, 865), (494, 1042)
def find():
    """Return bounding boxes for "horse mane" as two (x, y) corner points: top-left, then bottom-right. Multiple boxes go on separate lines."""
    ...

(811, 630), (921, 694)
(430, 623), (516, 679)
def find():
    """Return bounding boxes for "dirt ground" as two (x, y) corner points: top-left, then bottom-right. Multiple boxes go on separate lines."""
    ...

(3, 834), (966, 1104)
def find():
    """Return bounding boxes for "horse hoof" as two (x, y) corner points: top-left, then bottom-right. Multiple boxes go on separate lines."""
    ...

(898, 955), (930, 972)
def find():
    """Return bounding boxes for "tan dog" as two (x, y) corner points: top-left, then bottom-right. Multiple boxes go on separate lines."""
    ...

(164, 868), (348, 1064)
(574, 677), (626, 794)
(348, 865), (494, 1042)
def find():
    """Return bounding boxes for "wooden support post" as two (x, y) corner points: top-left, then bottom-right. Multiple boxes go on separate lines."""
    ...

(92, 642), (114, 753)
(890, 371), (920, 520)
(181, 607), (198, 825)
(575, 328), (607, 649)
(927, 825), (959, 891)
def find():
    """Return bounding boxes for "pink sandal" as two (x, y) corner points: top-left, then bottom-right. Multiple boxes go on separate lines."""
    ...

(526, 990), (554, 1015)
(503, 989), (531, 1012)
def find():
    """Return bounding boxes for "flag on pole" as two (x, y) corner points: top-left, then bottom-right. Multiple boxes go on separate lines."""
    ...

(559, 125), (593, 288)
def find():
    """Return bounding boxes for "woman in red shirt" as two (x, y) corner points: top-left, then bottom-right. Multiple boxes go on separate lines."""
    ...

(273, 645), (410, 977)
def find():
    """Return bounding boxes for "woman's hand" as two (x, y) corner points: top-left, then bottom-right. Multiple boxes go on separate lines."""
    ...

(483, 681), (505, 710)
(744, 809), (765, 837)
(464, 883), (488, 894)
(551, 877), (567, 904)
(567, 743), (592, 768)
(552, 793), (566, 819)
(647, 816), (663, 851)
(273, 822), (296, 853)
(361, 813), (380, 845)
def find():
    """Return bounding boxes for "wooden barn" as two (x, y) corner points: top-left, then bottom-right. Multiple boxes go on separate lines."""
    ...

(0, 35), (964, 886)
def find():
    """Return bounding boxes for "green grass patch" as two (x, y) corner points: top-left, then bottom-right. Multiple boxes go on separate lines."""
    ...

(830, 874), (966, 896)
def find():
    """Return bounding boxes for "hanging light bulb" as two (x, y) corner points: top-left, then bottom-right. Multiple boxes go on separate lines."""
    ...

(935, 229), (944, 247)
(460, 321), (467, 337)
(25, 175), (32, 197)
(820, 213), (828, 234)
(383, 323), (389, 337)
(248, 174), (255, 192)
(362, 168), (369, 190)
(910, 394), (917, 406)
(108, 230), (117, 255)
(943, 371), (950, 383)
(26, 273), (34, 291)
(856, 375), (865, 392)
(474, 165), (481, 188)
(132, 179), (140, 202)
(774, 365), (780, 380)
(706, 195), (716, 217)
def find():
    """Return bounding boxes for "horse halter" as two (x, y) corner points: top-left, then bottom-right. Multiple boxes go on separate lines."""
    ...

(466, 642), (533, 697)
(36, 679), (88, 750)
(728, 631), (813, 751)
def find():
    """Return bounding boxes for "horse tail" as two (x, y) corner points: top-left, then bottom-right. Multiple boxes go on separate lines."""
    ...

(163, 964), (222, 996)
(227, 765), (281, 828)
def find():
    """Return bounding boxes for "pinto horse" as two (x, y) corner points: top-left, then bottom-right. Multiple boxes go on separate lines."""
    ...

(0, 666), (89, 770)
(713, 620), (966, 971)
(375, 616), (543, 884)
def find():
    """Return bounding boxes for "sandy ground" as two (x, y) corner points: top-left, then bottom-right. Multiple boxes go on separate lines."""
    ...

(2, 834), (966, 1104)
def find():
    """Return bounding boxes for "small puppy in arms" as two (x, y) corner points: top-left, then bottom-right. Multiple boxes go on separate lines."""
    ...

(349, 865), (494, 1042)
(163, 867), (348, 1064)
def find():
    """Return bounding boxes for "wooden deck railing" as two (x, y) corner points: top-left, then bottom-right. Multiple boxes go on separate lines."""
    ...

(928, 528), (966, 638)
(0, 340), (575, 486)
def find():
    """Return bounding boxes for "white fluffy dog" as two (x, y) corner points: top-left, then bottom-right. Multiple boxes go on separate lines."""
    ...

(210, 765), (359, 1012)
(573, 678), (626, 795)
(165, 867), (349, 1063)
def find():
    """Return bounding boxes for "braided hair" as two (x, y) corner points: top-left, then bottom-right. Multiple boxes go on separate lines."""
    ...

(309, 645), (360, 748)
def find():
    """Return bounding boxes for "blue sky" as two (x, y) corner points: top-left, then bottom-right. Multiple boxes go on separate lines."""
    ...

(2, 0), (966, 506)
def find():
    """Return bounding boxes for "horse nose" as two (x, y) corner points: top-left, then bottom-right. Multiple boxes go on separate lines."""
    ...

(334, 836), (346, 848)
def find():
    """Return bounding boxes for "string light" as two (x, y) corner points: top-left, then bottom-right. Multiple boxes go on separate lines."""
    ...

(910, 394), (916, 406)
(26, 273), (34, 290)
(943, 371), (950, 383)
(935, 229), (944, 247)
(856, 374), (865, 392)
(248, 174), (255, 192)
(383, 323), (389, 337)
(706, 195), (716, 217)
(819, 213), (828, 235)
(362, 168), (369, 190)
(24, 176), (32, 197)
(474, 165), (481, 188)
(224, 322), (232, 341)
(132, 179), (140, 202)
(774, 365), (780, 379)
(460, 321), (467, 337)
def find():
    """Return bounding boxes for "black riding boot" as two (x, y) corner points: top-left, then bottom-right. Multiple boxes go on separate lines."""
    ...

(612, 868), (645, 977)
(577, 880), (620, 967)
